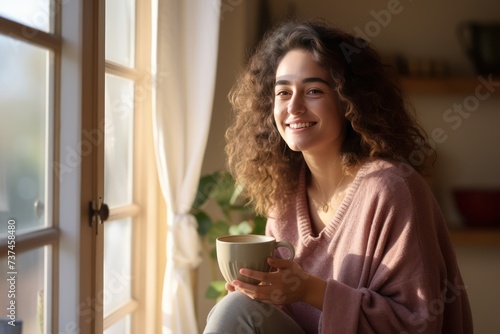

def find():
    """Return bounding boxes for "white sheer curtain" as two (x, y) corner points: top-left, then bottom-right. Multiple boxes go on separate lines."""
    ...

(153, 0), (220, 333)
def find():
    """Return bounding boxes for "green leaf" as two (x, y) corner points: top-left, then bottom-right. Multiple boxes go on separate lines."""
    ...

(252, 215), (267, 235)
(194, 210), (212, 236)
(205, 280), (227, 300)
(228, 204), (254, 216)
(192, 170), (270, 302)
(229, 221), (253, 235)
(207, 220), (229, 244)
(209, 246), (217, 260)
(192, 171), (221, 209)
(211, 172), (236, 208)
(228, 225), (239, 235)
(229, 183), (244, 205)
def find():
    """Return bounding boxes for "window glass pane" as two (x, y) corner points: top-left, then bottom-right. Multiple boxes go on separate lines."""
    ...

(105, 0), (135, 67)
(104, 314), (131, 334)
(104, 74), (134, 208)
(0, 0), (52, 33)
(0, 34), (52, 235)
(0, 246), (52, 334)
(103, 218), (132, 316)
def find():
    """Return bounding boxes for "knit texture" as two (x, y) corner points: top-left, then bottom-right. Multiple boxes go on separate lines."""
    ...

(266, 159), (473, 334)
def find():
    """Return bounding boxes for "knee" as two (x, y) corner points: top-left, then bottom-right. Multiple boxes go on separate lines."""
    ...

(205, 292), (278, 333)
(208, 291), (260, 319)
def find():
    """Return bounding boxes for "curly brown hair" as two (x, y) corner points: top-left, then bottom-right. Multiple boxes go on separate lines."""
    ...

(225, 19), (433, 216)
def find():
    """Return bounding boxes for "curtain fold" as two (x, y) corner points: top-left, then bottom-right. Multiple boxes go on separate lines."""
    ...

(154, 0), (221, 332)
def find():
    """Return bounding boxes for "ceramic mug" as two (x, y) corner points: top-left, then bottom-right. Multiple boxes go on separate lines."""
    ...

(216, 234), (295, 285)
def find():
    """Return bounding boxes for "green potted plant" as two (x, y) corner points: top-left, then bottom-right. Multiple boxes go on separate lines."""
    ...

(191, 170), (267, 301)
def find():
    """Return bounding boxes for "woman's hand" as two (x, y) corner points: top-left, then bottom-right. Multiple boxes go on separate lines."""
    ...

(231, 257), (326, 310)
(225, 281), (236, 292)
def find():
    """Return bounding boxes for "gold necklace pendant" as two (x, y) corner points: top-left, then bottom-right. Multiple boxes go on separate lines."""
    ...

(322, 203), (329, 213)
(313, 171), (346, 214)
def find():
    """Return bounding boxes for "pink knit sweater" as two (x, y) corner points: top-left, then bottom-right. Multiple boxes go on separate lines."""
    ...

(266, 159), (473, 333)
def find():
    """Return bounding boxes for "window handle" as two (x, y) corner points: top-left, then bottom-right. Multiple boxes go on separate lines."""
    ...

(88, 199), (110, 230)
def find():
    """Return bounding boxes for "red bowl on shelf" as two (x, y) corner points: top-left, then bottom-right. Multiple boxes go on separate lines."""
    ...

(453, 189), (500, 228)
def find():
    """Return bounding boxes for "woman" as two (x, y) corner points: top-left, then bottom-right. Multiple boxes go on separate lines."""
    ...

(204, 19), (473, 333)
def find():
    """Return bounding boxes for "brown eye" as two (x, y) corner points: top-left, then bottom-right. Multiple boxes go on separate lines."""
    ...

(308, 89), (323, 95)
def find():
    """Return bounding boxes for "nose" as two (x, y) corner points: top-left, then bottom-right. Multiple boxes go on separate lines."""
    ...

(288, 93), (306, 115)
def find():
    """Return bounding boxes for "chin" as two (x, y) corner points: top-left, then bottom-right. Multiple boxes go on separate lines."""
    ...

(286, 143), (307, 152)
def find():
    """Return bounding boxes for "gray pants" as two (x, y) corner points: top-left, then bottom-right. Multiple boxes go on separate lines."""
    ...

(203, 291), (306, 334)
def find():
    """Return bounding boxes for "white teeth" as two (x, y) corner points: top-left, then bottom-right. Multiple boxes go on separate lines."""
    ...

(289, 122), (315, 129)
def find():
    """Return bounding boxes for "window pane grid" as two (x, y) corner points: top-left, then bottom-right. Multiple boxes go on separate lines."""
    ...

(0, 246), (52, 333)
(105, 61), (141, 81)
(105, 0), (135, 68)
(103, 218), (132, 316)
(1, 2), (64, 334)
(0, 0), (53, 33)
(106, 204), (141, 223)
(0, 17), (61, 53)
(104, 74), (135, 209)
(103, 0), (145, 332)
(0, 227), (59, 255)
(103, 299), (138, 330)
(104, 312), (133, 334)
(0, 34), (55, 235)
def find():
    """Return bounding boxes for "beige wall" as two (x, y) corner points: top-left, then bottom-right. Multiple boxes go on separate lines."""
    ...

(198, 0), (500, 332)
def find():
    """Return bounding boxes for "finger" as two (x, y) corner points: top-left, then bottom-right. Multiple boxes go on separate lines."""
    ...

(225, 282), (235, 292)
(268, 257), (293, 269)
(231, 279), (258, 296)
(233, 280), (287, 305)
(239, 268), (269, 283)
(232, 280), (272, 298)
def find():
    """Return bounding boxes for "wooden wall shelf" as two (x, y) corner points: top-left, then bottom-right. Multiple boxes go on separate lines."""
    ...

(399, 76), (500, 96)
(449, 228), (500, 247)
(398, 77), (500, 247)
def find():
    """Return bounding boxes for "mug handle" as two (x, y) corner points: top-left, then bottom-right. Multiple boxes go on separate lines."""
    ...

(274, 241), (295, 261)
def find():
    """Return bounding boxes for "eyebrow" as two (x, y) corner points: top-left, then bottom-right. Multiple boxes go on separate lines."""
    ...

(275, 77), (332, 86)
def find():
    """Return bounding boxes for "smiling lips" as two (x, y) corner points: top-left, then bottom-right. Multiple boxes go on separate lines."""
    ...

(288, 122), (317, 129)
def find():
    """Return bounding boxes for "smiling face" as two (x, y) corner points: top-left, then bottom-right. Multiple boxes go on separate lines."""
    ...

(273, 49), (346, 155)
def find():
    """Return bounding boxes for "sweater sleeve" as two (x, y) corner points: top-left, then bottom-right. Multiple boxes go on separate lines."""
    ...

(319, 167), (472, 334)
(322, 274), (440, 333)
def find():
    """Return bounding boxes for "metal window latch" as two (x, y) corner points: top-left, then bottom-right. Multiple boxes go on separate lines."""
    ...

(88, 199), (110, 229)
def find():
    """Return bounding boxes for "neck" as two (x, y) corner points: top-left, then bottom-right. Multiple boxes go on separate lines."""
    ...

(307, 161), (346, 214)
(304, 151), (344, 193)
